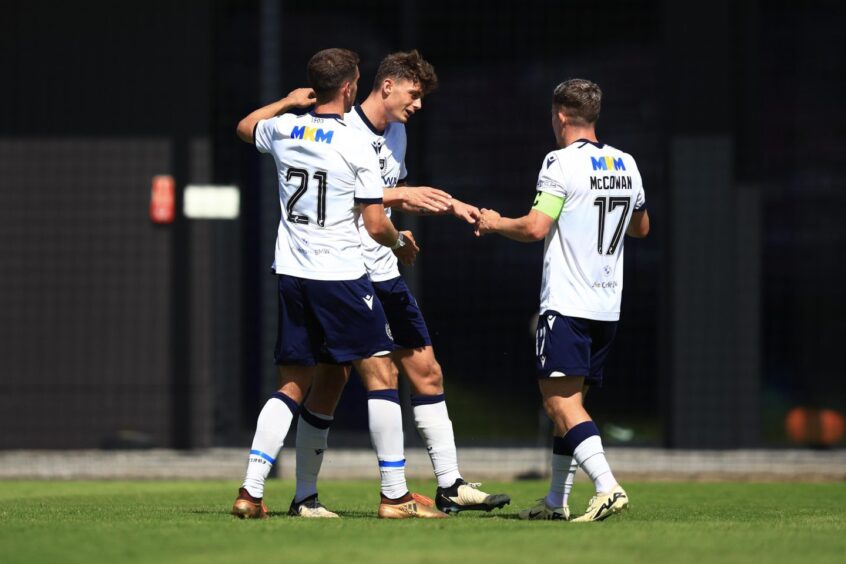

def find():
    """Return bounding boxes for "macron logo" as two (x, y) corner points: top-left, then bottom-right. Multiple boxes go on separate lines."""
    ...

(363, 295), (374, 310)
(546, 155), (556, 169)
(547, 314), (556, 329)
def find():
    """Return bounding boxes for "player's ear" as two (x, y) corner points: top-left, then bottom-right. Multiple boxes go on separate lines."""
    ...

(382, 78), (394, 97)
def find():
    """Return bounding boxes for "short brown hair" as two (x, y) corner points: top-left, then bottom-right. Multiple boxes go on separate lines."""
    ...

(307, 48), (360, 103)
(372, 50), (438, 95)
(552, 79), (602, 125)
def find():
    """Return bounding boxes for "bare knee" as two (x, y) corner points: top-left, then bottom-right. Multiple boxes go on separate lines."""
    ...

(539, 378), (590, 435)
(305, 364), (349, 415)
(409, 359), (443, 396)
(355, 356), (398, 391)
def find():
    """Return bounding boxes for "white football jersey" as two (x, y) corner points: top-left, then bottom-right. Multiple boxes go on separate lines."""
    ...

(255, 111), (384, 281)
(536, 140), (646, 321)
(345, 105), (408, 282)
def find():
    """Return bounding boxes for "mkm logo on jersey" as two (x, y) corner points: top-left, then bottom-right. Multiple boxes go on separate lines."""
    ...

(591, 156), (626, 171)
(291, 126), (334, 144)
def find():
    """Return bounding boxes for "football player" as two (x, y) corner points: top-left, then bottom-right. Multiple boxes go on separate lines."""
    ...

(231, 48), (445, 520)
(477, 79), (649, 522)
(289, 50), (511, 518)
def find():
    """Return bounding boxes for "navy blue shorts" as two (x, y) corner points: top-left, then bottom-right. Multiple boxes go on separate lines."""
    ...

(535, 311), (618, 386)
(373, 276), (432, 350)
(274, 274), (394, 366)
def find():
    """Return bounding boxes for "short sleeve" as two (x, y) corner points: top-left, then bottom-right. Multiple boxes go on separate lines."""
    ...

(352, 144), (385, 204)
(254, 118), (276, 154)
(630, 159), (647, 211)
(399, 159), (408, 183)
(536, 152), (567, 199)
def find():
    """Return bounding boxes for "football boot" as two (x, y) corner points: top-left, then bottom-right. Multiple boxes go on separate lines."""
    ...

(435, 479), (511, 514)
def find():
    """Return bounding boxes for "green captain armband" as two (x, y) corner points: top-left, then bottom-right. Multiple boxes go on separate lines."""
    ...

(532, 191), (564, 220)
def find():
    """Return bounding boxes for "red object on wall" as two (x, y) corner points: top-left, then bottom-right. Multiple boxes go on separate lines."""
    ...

(785, 407), (845, 446)
(150, 175), (175, 224)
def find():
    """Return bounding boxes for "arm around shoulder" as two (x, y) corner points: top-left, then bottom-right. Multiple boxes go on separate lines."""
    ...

(236, 87), (316, 144)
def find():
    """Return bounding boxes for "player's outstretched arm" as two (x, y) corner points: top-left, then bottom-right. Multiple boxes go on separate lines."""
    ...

(449, 199), (481, 224)
(384, 185), (453, 214)
(475, 209), (553, 243)
(385, 185), (481, 224)
(626, 210), (650, 238)
(235, 88), (316, 144)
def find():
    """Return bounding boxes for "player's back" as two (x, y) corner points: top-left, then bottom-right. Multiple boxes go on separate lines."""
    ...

(538, 140), (646, 321)
(254, 111), (384, 281)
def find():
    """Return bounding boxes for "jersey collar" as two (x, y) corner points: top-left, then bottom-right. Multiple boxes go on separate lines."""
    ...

(574, 138), (605, 149)
(309, 110), (343, 120)
(354, 105), (385, 135)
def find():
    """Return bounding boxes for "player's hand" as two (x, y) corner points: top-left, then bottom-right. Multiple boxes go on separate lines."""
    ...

(401, 186), (453, 213)
(475, 209), (501, 237)
(392, 230), (420, 266)
(451, 200), (481, 224)
(283, 88), (316, 109)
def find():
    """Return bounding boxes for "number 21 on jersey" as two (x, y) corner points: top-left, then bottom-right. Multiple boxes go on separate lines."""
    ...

(285, 167), (327, 227)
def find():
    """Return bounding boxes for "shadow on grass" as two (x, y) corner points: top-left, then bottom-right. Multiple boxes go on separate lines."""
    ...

(189, 508), (521, 520)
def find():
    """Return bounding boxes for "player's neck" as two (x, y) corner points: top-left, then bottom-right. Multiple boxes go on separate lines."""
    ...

(312, 99), (345, 117)
(562, 127), (598, 148)
(359, 94), (389, 132)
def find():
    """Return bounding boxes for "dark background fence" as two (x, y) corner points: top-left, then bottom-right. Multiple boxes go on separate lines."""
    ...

(1, 0), (843, 450)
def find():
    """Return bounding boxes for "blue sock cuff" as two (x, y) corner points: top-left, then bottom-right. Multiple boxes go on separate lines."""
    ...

(249, 449), (276, 464)
(378, 459), (406, 468)
(300, 407), (333, 430)
(410, 393), (445, 406)
(561, 420), (600, 455)
(552, 436), (569, 456)
(367, 389), (400, 405)
(272, 391), (300, 415)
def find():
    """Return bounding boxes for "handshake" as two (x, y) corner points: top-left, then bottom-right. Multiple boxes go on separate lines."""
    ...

(394, 186), (500, 239)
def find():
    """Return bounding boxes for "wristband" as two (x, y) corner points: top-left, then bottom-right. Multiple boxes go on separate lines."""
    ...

(390, 232), (406, 250)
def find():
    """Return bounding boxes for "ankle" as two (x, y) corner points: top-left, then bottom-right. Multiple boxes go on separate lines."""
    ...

(380, 491), (413, 504)
(238, 487), (262, 504)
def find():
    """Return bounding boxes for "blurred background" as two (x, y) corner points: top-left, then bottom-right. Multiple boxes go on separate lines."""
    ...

(1, 0), (844, 455)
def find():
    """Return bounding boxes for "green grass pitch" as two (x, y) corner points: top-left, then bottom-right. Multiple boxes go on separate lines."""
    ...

(1, 480), (844, 563)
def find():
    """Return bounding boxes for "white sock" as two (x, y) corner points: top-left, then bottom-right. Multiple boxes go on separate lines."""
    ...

(295, 408), (333, 503)
(573, 435), (617, 493)
(242, 392), (298, 499)
(412, 395), (461, 488)
(545, 453), (573, 508)
(368, 390), (408, 499)
(562, 457), (578, 506)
